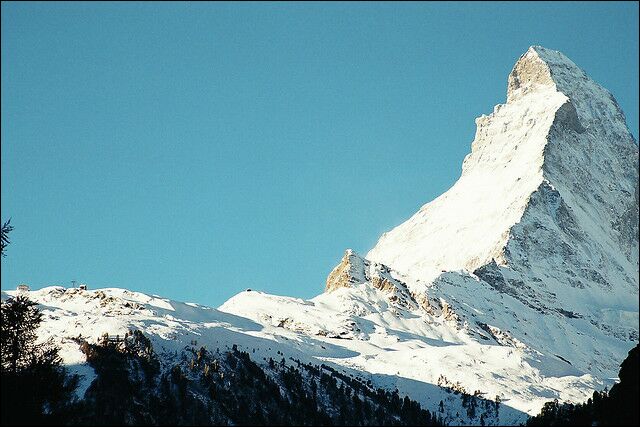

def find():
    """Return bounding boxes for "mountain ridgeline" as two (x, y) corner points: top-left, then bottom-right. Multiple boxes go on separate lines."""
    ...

(1, 46), (638, 426)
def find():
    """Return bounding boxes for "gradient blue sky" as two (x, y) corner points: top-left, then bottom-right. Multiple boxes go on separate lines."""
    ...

(2, 2), (638, 306)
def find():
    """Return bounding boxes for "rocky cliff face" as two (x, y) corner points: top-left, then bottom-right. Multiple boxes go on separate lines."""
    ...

(325, 249), (370, 293)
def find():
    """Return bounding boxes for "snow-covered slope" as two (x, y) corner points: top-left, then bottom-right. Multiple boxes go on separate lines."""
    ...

(2, 285), (516, 425)
(3, 47), (637, 426)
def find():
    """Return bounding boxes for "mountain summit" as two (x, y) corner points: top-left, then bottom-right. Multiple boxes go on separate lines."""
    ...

(320, 45), (638, 415)
(368, 46), (637, 287)
(365, 46), (638, 342)
(4, 47), (638, 426)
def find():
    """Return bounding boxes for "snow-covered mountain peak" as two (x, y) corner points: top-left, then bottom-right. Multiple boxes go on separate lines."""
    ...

(5, 47), (636, 426)
(507, 46), (629, 132)
(360, 45), (638, 392)
(243, 48), (637, 421)
(506, 46), (586, 103)
(367, 46), (638, 282)
(506, 46), (560, 103)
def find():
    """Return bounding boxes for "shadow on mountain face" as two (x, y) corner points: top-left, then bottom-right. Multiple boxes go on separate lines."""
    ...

(352, 315), (463, 348)
(525, 351), (588, 378)
(317, 361), (529, 426)
(137, 300), (267, 332)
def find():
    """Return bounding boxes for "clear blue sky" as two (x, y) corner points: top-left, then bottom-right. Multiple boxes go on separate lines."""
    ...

(2, 2), (638, 306)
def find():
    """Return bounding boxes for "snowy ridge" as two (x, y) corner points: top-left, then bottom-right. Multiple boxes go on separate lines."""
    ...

(3, 285), (517, 425)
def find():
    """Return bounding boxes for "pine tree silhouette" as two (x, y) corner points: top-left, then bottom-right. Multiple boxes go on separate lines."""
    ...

(1, 295), (78, 424)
